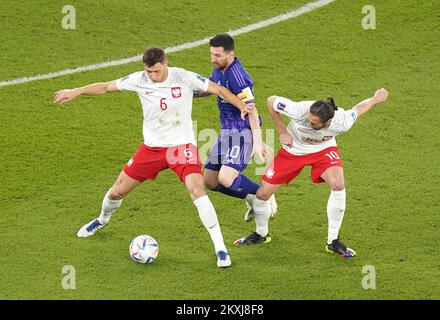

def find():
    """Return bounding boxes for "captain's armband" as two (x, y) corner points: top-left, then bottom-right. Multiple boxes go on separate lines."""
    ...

(237, 87), (255, 104)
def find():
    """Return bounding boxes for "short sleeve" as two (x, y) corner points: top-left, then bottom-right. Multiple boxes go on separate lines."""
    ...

(333, 108), (358, 132)
(227, 65), (254, 104)
(272, 96), (313, 121)
(115, 71), (143, 92)
(177, 69), (209, 92)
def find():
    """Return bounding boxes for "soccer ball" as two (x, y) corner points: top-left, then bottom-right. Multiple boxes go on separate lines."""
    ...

(129, 235), (159, 264)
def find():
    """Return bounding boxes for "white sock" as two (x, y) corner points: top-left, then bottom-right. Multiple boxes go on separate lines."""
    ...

(98, 189), (122, 224)
(193, 195), (227, 253)
(244, 194), (256, 205)
(253, 198), (270, 237)
(327, 189), (346, 244)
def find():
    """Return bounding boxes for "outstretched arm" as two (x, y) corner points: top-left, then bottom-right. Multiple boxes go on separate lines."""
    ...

(53, 80), (119, 104)
(267, 96), (293, 147)
(246, 103), (272, 160)
(193, 90), (212, 98)
(352, 88), (389, 117)
(206, 80), (254, 119)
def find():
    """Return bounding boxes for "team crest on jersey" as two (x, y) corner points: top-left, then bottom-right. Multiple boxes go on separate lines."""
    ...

(171, 87), (182, 98)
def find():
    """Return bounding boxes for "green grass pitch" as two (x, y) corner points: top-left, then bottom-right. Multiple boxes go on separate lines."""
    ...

(0, 0), (439, 299)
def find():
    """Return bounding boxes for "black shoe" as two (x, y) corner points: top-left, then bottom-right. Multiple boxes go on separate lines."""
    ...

(234, 232), (272, 246)
(325, 238), (356, 258)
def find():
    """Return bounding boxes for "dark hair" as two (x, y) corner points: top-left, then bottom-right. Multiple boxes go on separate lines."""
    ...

(310, 97), (338, 123)
(209, 34), (234, 51)
(143, 47), (166, 66)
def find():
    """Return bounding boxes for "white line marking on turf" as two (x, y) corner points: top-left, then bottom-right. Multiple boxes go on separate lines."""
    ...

(0, 0), (335, 88)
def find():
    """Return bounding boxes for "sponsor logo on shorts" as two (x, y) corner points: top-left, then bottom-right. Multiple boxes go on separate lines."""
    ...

(127, 158), (134, 167)
(266, 167), (275, 179)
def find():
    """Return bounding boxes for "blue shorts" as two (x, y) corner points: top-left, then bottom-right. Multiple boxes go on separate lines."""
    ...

(205, 129), (253, 173)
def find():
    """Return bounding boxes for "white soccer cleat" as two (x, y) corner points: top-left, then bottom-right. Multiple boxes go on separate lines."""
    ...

(216, 250), (232, 268)
(77, 218), (108, 238)
(244, 200), (255, 222)
(269, 194), (278, 219)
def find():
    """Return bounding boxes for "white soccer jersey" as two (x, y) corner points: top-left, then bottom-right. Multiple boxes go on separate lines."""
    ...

(273, 96), (358, 155)
(116, 67), (209, 147)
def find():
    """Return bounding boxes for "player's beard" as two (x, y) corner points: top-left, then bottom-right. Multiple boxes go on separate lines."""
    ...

(213, 61), (228, 71)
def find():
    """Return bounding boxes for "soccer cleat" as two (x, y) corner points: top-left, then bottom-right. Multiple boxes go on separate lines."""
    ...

(325, 238), (357, 258)
(234, 232), (272, 246)
(77, 218), (108, 238)
(244, 201), (255, 222)
(269, 194), (278, 219)
(216, 250), (232, 268)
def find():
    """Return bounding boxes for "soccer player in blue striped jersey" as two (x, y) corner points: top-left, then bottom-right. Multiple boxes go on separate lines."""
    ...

(195, 34), (277, 222)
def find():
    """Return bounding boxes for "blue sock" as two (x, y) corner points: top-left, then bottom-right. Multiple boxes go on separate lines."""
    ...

(213, 184), (247, 199)
(212, 175), (260, 200)
(229, 174), (260, 195)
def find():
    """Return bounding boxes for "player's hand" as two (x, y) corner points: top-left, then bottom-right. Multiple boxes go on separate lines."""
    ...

(240, 103), (255, 120)
(279, 131), (293, 147)
(251, 141), (273, 162)
(373, 88), (389, 103)
(53, 89), (80, 104)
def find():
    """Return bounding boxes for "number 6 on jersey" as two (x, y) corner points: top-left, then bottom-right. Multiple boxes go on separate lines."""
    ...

(160, 98), (167, 110)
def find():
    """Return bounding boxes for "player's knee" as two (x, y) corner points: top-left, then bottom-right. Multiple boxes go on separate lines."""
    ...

(329, 182), (345, 191)
(256, 188), (272, 201)
(189, 186), (206, 200)
(204, 176), (218, 190)
(109, 188), (126, 200)
(217, 172), (235, 188)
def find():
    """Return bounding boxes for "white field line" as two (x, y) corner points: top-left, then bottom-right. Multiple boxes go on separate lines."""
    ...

(0, 0), (335, 88)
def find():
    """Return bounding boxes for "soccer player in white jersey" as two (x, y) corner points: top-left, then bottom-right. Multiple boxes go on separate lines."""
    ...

(53, 47), (255, 268)
(234, 88), (389, 258)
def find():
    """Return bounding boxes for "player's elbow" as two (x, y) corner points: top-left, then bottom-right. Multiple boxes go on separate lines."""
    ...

(103, 81), (118, 93)
(267, 96), (277, 110)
